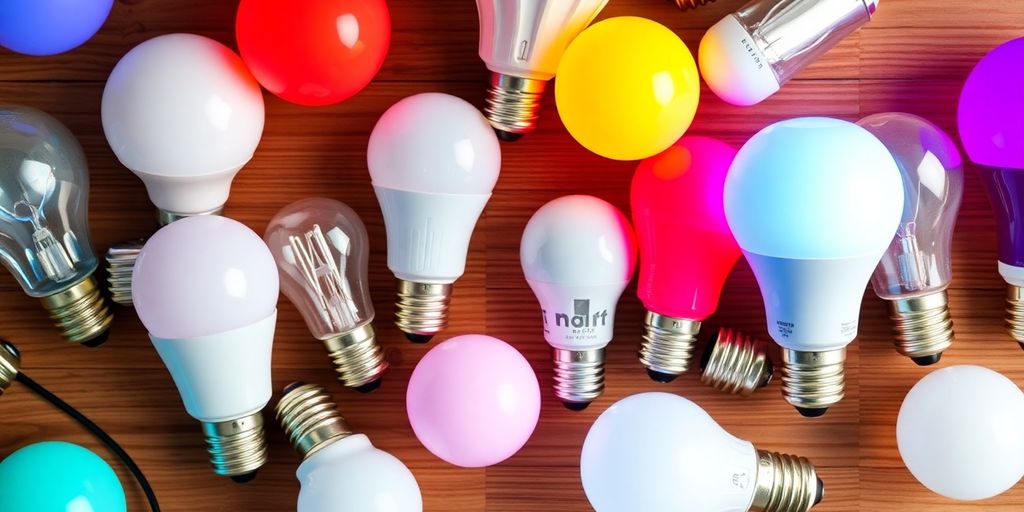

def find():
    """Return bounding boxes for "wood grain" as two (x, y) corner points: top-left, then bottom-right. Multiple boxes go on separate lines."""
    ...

(1, 0), (1023, 510)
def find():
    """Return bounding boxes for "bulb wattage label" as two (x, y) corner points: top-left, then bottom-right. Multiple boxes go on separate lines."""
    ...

(541, 298), (614, 346)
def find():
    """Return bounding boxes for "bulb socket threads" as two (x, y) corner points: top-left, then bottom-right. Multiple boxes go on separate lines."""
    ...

(700, 327), (774, 396)
(40, 275), (113, 346)
(638, 312), (700, 381)
(322, 323), (388, 390)
(1005, 285), (1024, 348)
(395, 280), (451, 343)
(887, 292), (953, 365)
(105, 239), (146, 307)
(552, 347), (604, 410)
(201, 412), (269, 480)
(484, 74), (547, 141)
(0, 341), (20, 396)
(780, 348), (845, 417)
(750, 450), (823, 512)
(669, 0), (717, 10)
(276, 382), (353, 460)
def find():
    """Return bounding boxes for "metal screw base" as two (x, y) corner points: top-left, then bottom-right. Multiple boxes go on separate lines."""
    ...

(751, 450), (823, 512)
(700, 327), (774, 396)
(888, 292), (953, 365)
(669, 0), (717, 10)
(638, 312), (700, 379)
(1006, 285), (1024, 345)
(105, 239), (146, 307)
(484, 73), (546, 140)
(40, 275), (113, 346)
(323, 323), (388, 390)
(781, 348), (846, 417)
(0, 341), (20, 396)
(395, 280), (451, 342)
(201, 412), (269, 479)
(552, 348), (604, 408)
(276, 382), (353, 460)
(156, 206), (223, 227)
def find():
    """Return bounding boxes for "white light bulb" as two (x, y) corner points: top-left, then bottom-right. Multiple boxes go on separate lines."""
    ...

(475, 0), (608, 139)
(581, 392), (823, 512)
(520, 195), (636, 409)
(367, 92), (501, 343)
(132, 215), (278, 480)
(898, 365), (1024, 501)
(724, 117), (903, 416)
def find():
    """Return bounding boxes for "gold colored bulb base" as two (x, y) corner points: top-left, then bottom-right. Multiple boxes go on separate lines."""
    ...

(201, 412), (269, 479)
(700, 327), (774, 396)
(105, 239), (146, 307)
(780, 348), (845, 417)
(0, 341), (21, 396)
(323, 323), (388, 390)
(669, 0), (717, 10)
(552, 348), (604, 410)
(395, 280), (451, 342)
(484, 74), (546, 140)
(750, 450), (823, 512)
(1005, 285), (1024, 347)
(276, 382), (353, 460)
(40, 276), (113, 346)
(887, 292), (953, 365)
(638, 312), (700, 381)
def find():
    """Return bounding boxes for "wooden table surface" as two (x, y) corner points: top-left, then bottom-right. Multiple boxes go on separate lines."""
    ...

(2, 0), (1023, 510)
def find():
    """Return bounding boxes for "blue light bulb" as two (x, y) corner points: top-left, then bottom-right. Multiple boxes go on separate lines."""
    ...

(0, 441), (126, 512)
(0, 0), (114, 56)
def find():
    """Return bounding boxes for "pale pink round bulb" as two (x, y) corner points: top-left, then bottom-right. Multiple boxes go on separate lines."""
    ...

(406, 334), (541, 468)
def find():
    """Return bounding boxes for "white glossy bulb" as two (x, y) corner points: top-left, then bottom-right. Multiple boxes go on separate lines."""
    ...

(298, 435), (422, 512)
(898, 365), (1024, 501)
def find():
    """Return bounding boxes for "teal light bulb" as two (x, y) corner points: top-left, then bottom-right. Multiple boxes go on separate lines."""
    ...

(0, 441), (126, 512)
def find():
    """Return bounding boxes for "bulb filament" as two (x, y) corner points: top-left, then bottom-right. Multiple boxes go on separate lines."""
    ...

(286, 224), (360, 333)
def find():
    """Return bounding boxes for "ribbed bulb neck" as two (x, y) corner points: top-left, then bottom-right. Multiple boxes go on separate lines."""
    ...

(276, 382), (354, 459)
(750, 450), (823, 512)
(700, 327), (774, 396)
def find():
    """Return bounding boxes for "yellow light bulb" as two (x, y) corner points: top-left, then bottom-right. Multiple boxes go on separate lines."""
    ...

(555, 17), (700, 161)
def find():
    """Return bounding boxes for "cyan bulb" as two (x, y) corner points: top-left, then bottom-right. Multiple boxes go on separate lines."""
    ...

(0, 441), (126, 512)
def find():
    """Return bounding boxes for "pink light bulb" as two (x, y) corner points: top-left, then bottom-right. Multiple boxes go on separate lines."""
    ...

(631, 136), (741, 382)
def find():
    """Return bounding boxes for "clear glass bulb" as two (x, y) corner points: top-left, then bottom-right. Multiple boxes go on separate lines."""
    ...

(0, 106), (112, 346)
(858, 113), (963, 366)
(264, 198), (387, 391)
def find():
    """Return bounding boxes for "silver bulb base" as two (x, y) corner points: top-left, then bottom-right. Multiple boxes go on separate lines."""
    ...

(700, 327), (774, 396)
(780, 348), (845, 417)
(322, 323), (388, 390)
(40, 275), (113, 346)
(1005, 285), (1024, 347)
(669, 0), (717, 10)
(887, 292), (953, 365)
(105, 239), (146, 307)
(395, 279), (451, 342)
(156, 206), (223, 226)
(638, 312), (700, 379)
(750, 449), (823, 512)
(276, 382), (353, 460)
(0, 341), (20, 396)
(201, 412), (269, 479)
(552, 347), (604, 409)
(484, 73), (546, 140)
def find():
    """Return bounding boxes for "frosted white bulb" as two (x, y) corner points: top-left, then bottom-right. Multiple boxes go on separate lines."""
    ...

(898, 365), (1024, 501)
(520, 195), (636, 409)
(367, 92), (501, 343)
(581, 392), (823, 512)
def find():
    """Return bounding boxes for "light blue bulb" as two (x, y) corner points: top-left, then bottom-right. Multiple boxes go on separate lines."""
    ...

(0, 441), (126, 512)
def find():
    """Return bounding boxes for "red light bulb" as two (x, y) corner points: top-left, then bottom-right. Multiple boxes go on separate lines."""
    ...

(631, 136), (741, 381)
(235, 0), (391, 106)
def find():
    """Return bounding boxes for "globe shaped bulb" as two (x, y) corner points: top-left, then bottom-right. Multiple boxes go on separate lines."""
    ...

(0, 441), (126, 512)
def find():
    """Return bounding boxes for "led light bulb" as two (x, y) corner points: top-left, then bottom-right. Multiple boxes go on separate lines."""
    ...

(0, 441), (126, 511)
(367, 93), (501, 343)
(520, 195), (636, 409)
(276, 383), (423, 512)
(0, 0), (113, 56)
(0, 106), (113, 346)
(632, 136), (741, 382)
(581, 392), (823, 512)
(475, 0), (608, 140)
(957, 38), (1024, 347)
(724, 117), (903, 417)
(264, 198), (387, 391)
(133, 215), (278, 480)
(699, 0), (879, 106)
(101, 33), (265, 306)
(858, 113), (963, 365)
(898, 365), (1024, 501)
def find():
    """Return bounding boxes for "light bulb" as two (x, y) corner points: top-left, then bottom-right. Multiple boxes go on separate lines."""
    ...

(858, 113), (963, 365)
(581, 392), (823, 512)
(132, 215), (278, 480)
(264, 198), (387, 391)
(102, 33), (265, 306)
(555, 16), (700, 161)
(276, 383), (423, 512)
(0, 106), (113, 346)
(897, 365), (1024, 501)
(0, 441), (126, 511)
(724, 117), (903, 416)
(367, 93), (501, 343)
(520, 195), (636, 409)
(0, 0), (113, 56)
(957, 38), (1024, 347)
(475, 0), (608, 140)
(0, 341), (17, 395)
(632, 136), (741, 381)
(699, 0), (879, 106)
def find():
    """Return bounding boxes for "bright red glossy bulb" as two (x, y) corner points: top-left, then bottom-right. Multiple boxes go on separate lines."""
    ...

(236, 0), (390, 106)
(631, 136), (741, 320)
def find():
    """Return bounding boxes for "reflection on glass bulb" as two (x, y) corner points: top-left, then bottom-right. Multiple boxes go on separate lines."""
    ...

(265, 198), (387, 391)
